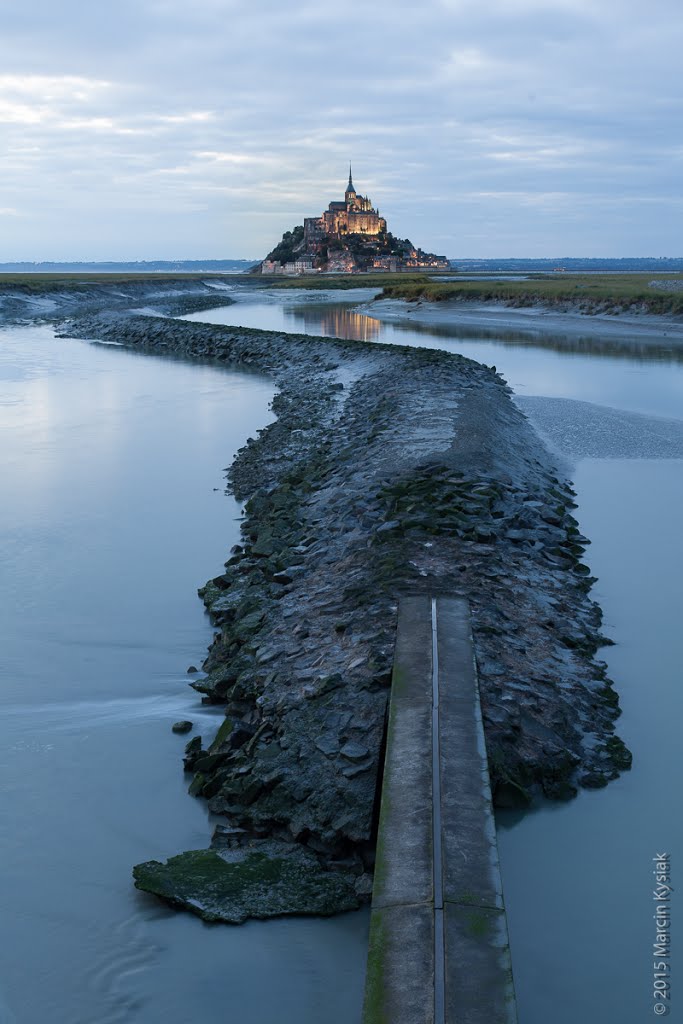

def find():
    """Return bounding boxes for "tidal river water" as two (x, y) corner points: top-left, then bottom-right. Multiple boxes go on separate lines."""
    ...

(185, 288), (683, 1024)
(0, 324), (369, 1024)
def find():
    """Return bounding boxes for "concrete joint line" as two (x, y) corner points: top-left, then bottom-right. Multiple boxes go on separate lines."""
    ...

(431, 597), (446, 1024)
(445, 897), (504, 912)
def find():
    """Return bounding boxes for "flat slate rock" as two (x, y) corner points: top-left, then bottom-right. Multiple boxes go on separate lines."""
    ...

(133, 847), (360, 923)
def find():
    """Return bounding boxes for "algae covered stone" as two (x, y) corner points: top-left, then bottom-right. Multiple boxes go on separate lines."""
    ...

(171, 720), (193, 734)
(133, 847), (360, 923)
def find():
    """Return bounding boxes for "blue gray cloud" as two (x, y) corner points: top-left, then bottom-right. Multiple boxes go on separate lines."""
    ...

(0, 0), (681, 259)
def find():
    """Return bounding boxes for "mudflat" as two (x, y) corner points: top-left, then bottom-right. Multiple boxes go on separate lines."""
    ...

(362, 297), (683, 347)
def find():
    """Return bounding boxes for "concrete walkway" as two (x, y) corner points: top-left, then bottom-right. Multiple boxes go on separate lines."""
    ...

(362, 596), (517, 1024)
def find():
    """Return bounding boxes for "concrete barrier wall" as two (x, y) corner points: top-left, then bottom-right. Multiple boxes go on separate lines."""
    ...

(362, 596), (517, 1024)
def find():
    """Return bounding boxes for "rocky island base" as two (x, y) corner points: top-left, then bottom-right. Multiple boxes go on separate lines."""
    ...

(62, 311), (631, 922)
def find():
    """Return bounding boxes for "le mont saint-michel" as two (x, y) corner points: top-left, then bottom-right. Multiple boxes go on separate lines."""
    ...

(258, 167), (449, 275)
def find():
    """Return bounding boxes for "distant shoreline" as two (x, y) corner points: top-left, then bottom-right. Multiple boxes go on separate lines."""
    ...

(0, 261), (258, 274)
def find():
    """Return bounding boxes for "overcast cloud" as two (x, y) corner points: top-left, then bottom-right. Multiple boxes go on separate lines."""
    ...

(0, 0), (681, 259)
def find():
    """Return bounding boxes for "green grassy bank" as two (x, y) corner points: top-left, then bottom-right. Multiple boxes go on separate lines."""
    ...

(0, 273), (234, 293)
(375, 273), (683, 314)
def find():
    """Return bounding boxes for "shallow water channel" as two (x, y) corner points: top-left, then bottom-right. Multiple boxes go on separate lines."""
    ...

(0, 325), (369, 1024)
(185, 289), (683, 1023)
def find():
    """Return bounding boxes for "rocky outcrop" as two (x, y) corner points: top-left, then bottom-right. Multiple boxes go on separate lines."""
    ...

(132, 843), (361, 924)
(62, 313), (630, 919)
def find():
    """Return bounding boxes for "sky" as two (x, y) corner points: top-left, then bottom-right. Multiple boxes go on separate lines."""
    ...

(0, 0), (681, 260)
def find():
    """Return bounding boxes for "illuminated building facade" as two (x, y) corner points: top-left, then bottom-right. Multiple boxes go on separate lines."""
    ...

(304, 168), (387, 250)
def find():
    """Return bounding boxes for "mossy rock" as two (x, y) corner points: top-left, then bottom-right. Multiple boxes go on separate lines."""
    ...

(208, 716), (234, 753)
(580, 771), (609, 789)
(605, 734), (632, 770)
(492, 776), (531, 809)
(188, 771), (207, 796)
(233, 609), (266, 640)
(197, 581), (223, 607)
(133, 849), (360, 923)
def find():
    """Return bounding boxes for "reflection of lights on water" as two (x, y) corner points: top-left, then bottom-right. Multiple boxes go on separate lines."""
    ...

(282, 302), (683, 365)
(285, 306), (381, 342)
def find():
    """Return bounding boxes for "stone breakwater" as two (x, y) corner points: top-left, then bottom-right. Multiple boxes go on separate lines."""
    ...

(63, 312), (631, 921)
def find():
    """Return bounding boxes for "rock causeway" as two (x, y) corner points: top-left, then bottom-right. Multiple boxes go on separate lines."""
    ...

(58, 305), (631, 922)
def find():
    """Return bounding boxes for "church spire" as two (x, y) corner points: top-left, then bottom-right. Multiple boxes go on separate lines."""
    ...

(346, 164), (355, 194)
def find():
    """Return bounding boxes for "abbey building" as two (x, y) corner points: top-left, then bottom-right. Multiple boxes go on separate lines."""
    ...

(260, 168), (448, 275)
(303, 168), (387, 249)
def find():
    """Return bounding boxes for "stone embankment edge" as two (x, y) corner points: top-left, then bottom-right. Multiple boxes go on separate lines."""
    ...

(363, 596), (517, 1024)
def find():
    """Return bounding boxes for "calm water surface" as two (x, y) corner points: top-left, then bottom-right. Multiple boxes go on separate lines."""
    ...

(0, 325), (369, 1024)
(3, 296), (680, 1023)
(185, 290), (683, 1023)
(185, 290), (683, 419)
(498, 458), (683, 1023)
